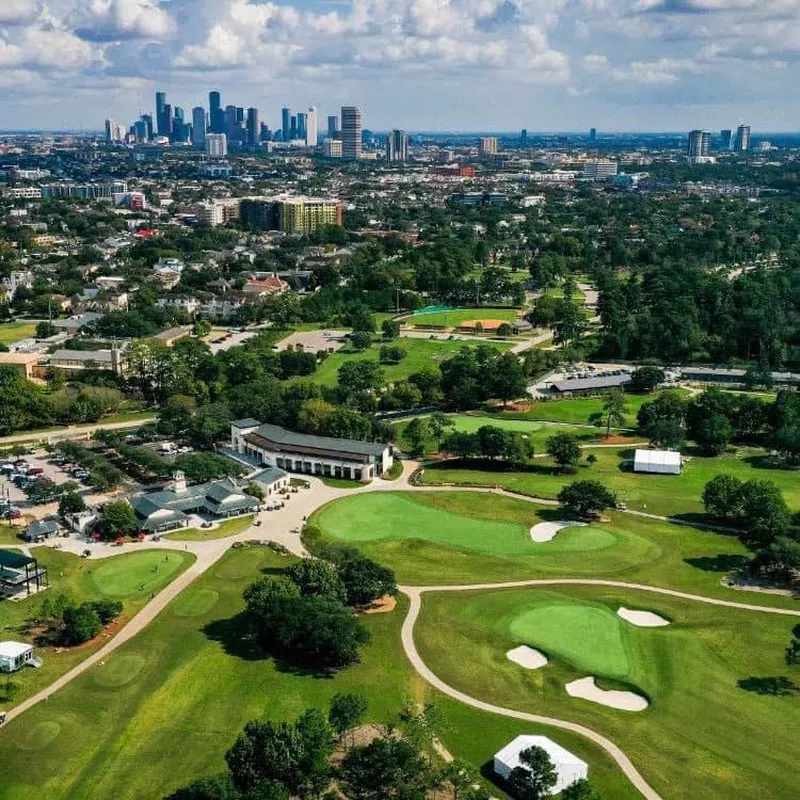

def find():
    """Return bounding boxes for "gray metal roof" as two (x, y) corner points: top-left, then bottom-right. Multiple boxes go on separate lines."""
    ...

(552, 374), (631, 392)
(251, 467), (289, 485)
(232, 418), (261, 429)
(51, 349), (114, 363)
(25, 519), (59, 536)
(248, 423), (388, 458)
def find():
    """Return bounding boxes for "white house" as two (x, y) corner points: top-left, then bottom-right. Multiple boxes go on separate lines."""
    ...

(0, 641), (37, 673)
(633, 449), (682, 475)
(494, 735), (588, 795)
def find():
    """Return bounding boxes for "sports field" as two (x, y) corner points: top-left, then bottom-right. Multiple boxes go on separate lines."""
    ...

(416, 585), (800, 800)
(0, 548), (638, 800)
(408, 307), (519, 328)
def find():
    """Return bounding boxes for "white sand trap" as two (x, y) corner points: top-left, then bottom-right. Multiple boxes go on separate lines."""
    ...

(507, 645), (548, 670)
(529, 520), (587, 543)
(565, 677), (648, 712)
(617, 606), (670, 627)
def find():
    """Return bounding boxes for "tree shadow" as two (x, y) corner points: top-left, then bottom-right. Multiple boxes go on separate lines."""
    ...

(738, 677), (798, 696)
(203, 613), (265, 662)
(742, 453), (798, 472)
(684, 554), (750, 573)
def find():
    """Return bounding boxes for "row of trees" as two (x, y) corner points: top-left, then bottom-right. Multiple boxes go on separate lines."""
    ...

(36, 593), (123, 646)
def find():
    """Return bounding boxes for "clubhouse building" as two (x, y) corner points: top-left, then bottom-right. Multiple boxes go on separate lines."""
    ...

(231, 420), (393, 481)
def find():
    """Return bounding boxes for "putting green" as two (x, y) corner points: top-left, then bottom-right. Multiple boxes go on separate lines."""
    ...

(14, 721), (62, 752)
(171, 588), (220, 618)
(90, 551), (189, 598)
(94, 655), (146, 689)
(509, 603), (631, 678)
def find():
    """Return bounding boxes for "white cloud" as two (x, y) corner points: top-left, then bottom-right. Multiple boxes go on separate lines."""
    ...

(0, 0), (41, 25)
(71, 0), (175, 41)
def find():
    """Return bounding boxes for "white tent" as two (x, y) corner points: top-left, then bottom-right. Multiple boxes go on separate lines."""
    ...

(494, 735), (588, 794)
(633, 448), (682, 475)
(0, 641), (33, 673)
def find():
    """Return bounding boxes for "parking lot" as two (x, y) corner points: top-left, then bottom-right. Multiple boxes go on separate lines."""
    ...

(275, 329), (348, 353)
(203, 328), (258, 355)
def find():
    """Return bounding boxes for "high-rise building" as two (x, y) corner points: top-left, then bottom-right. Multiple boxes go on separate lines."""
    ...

(209, 91), (223, 133)
(297, 112), (307, 141)
(306, 106), (317, 147)
(327, 115), (339, 139)
(719, 129), (732, 150)
(281, 107), (291, 141)
(155, 91), (168, 137)
(192, 107), (207, 146)
(687, 130), (710, 158)
(734, 124), (751, 153)
(341, 106), (362, 160)
(104, 119), (124, 143)
(290, 115), (298, 140)
(224, 105), (238, 140)
(141, 114), (154, 141)
(246, 108), (259, 148)
(205, 133), (228, 158)
(162, 103), (173, 138)
(589, 127), (597, 141)
(478, 137), (498, 157)
(582, 160), (618, 179)
(386, 129), (409, 162)
(323, 139), (342, 158)
(520, 129), (528, 145)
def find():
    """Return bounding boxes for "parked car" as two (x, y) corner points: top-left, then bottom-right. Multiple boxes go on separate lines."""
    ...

(27, 467), (44, 476)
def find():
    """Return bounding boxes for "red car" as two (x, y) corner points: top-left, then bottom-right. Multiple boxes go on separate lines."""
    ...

(27, 467), (44, 476)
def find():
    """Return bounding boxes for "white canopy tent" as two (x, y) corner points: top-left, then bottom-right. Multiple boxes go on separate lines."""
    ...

(494, 735), (588, 794)
(633, 448), (682, 475)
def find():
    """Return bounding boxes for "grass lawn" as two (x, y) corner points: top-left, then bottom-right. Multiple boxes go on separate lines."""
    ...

(0, 547), (193, 703)
(407, 307), (519, 328)
(505, 393), (665, 428)
(0, 547), (638, 799)
(0, 322), (37, 346)
(310, 338), (509, 388)
(163, 515), (253, 542)
(420, 445), (800, 517)
(416, 585), (800, 800)
(320, 477), (365, 489)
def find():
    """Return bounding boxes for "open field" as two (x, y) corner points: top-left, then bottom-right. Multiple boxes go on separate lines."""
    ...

(310, 337), (510, 388)
(407, 307), (519, 328)
(162, 515), (253, 542)
(0, 322), (37, 346)
(0, 547), (637, 799)
(416, 584), (800, 800)
(420, 445), (800, 517)
(503, 393), (668, 428)
(0, 547), (193, 702)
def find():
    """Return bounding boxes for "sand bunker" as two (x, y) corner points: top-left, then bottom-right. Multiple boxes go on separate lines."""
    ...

(565, 677), (648, 711)
(529, 520), (587, 542)
(507, 645), (548, 670)
(617, 607), (670, 627)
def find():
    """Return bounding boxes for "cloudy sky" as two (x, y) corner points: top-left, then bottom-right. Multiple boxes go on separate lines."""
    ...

(0, 0), (797, 132)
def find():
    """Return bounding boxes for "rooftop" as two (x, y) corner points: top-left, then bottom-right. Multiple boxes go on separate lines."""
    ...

(248, 423), (388, 458)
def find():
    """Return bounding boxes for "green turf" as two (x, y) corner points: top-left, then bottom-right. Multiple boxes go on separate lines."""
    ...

(408, 307), (519, 328)
(310, 338), (510, 388)
(0, 322), (37, 346)
(420, 445), (800, 516)
(0, 547), (193, 703)
(162, 515), (253, 542)
(0, 548), (638, 800)
(416, 585), (800, 800)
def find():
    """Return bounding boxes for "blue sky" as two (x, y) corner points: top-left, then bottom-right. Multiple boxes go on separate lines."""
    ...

(0, 0), (798, 131)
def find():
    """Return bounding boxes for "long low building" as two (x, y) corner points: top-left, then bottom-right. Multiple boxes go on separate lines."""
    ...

(231, 420), (393, 481)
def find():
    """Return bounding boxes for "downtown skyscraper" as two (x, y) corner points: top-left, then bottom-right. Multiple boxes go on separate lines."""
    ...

(341, 106), (362, 160)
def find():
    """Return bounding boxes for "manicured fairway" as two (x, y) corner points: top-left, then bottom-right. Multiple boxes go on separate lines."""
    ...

(408, 307), (519, 328)
(0, 548), (638, 800)
(416, 585), (800, 800)
(0, 547), (194, 703)
(163, 515), (253, 542)
(309, 337), (510, 388)
(0, 322), (36, 346)
(421, 445), (800, 516)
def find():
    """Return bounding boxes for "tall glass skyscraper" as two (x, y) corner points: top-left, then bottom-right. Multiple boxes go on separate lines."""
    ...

(281, 107), (291, 141)
(341, 106), (362, 160)
(209, 91), (223, 133)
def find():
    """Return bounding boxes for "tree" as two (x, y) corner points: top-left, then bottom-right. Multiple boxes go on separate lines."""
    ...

(428, 412), (455, 447)
(546, 431), (582, 471)
(629, 366), (665, 393)
(101, 500), (137, 539)
(36, 320), (57, 338)
(191, 319), (213, 337)
(702, 474), (744, 519)
(167, 772), (244, 800)
(382, 319), (400, 339)
(751, 537), (800, 582)
(62, 603), (102, 645)
(328, 692), (369, 745)
(89, 599), (123, 624)
(379, 344), (407, 364)
(696, 413), (733, 456)
(338, 737), (433, 800)
(487, 352), (527, 406)
(739, 479), (791, 546)
(337, 551), (397, 606)
(637, 391), (688, 434)
(589, 390), (627, 438)
(558, 480), (617, 519)
(645, 416), (685, 450)
(24, 476), (59, 504)
(401, 700), (448, 762)
(785, 624), (800, 666)
(561, 779), (601, 800)
(286, 559), (347, 603)
(438, 760), (490, 800)
(404, 418), (429, 458)
(244, 577), (300, 627)
(245, 482), (264, 500)
(507, 745), (558, 800)
(350, 331), (372, 351)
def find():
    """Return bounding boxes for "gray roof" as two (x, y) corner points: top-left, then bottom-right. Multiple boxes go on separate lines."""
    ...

(248, 423), (388, 458)
(26, 519), (59, 537)
(552, 374), (632, 392)
(51, 349), (114, 363)
(251, 467), (288, 486)
(51, 312), (103, 330)
(133, 477), (257, 523)
(232, 418), (261, 429)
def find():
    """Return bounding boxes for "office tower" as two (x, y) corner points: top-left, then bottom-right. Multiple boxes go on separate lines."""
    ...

(236, 107), (244, 125)
(192, 107), (207, 146)
(162, 103), (173, 138)
(281, 107), (291, 141)
(297, 112), (307, 141)
(520, 129), (528, 145)
(734, 124), (751, 152)
(209, 91), (223, 133)
(478, 137), (498, 156)
(141, 114), (153, 141)
(589, 127), (597, 141)
(719, 129), (732, 150)
(341, 106), (362, 160)
(104, 119), (123, 143)
(323, 139), (342, 158)
(289, 115), (298, 140)
(327, 115), (339, 139)
(260, 123), (272, 142)
(386, 129), (409, 162)
(155, 91), (168, 136)
(205, 133), (228, 158)
(687, 129), (711, 160)
(306, 106), (317, 147)
(224, 105), (237, 138)
(133, 119), (147, 142)
(582, 160), (618, 179)
(246, 108), (259, 148)
(174, 106), (184, 123)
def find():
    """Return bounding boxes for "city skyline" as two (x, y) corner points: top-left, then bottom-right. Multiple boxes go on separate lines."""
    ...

(0, 0), (799, 131)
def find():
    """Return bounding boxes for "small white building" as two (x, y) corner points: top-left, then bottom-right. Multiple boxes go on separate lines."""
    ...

(0, 641), (36, 673)
(633, 448), (682, 475)
(494, 735), (588, 795)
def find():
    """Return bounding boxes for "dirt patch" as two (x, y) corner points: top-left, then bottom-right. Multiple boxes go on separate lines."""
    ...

(599, 434), (637, 445)
(359, 595), (397, 614)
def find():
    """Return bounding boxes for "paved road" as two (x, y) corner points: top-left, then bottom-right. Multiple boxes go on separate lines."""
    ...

(0, 417), (156, 446)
